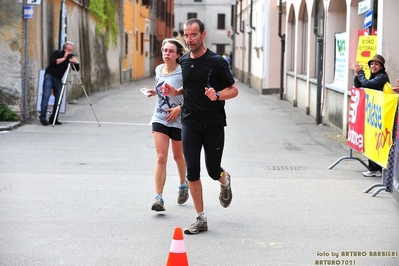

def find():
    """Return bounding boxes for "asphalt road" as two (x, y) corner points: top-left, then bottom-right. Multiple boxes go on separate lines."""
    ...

(1, 77), (398, 266)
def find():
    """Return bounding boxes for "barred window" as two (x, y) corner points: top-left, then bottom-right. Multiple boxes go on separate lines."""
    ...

(217, 14), (225, 29)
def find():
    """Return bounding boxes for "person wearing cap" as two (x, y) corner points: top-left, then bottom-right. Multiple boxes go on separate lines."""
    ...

(353, 54), (390, 177)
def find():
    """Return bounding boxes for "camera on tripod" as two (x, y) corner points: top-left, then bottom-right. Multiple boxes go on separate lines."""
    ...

(67, 53), (76, 59)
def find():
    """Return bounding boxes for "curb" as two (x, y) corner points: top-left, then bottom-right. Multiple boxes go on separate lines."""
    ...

(0, 121), (22, 132)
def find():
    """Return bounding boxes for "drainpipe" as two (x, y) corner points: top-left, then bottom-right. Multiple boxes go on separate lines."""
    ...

(58, 0), (67, 50)
(119, 0), (124, 83)
(240, 0), (244, 82)
(247, 32), (252, 86)
(313, 0), (324, 125)
(235, 3), (239, 36)
(232, 3), (239, 76)
(278, 0), (285, 100)
(239, 1), (243, 33)
(247, 0), (255, 87)
(250, 0), (255, 31)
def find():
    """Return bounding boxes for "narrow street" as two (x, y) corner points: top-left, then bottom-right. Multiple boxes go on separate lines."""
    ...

(1, 77), (398, 266)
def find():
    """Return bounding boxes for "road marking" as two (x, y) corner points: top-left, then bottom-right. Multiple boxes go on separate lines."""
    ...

(61, 120), (151, 126)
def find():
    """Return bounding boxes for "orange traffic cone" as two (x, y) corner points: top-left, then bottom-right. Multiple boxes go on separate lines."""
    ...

(166, 227), (189, 266)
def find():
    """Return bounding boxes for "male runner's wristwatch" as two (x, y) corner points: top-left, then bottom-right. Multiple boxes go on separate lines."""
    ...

(215, 92), (220, 101)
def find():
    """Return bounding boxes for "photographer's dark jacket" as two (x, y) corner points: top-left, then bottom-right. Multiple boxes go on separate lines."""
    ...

(45, 50), (80, 80)
(354, 69), (389, 91)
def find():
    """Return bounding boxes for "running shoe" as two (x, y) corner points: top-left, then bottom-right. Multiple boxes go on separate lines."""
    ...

(177, 181), (189, 204)
(184, 215), (208, 234)
(151, 195), (165, 212)
(362, 170), (382, 177)
(219, 172), (232, 208)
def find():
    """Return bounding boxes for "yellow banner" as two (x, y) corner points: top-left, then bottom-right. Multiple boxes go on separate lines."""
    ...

(363, 89), (398, 168)
(356, 35), (377, 79)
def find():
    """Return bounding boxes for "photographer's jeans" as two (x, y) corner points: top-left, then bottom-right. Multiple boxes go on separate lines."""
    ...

(40, 74), (62, 121)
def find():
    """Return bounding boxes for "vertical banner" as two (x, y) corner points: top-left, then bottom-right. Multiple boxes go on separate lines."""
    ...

(59, 0), (67, 50)
(347, 86), (365, 152)
(36, 70), (67, 114)
(356, 35), (377, 79)
(363, 89), (398, 168)
(332, 32), (347, 88)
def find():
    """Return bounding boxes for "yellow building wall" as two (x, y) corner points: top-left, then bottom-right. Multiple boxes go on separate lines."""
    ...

(123, 1), (150, 80)
(123, 1), (134, 73)
(133, 5), (150, 79)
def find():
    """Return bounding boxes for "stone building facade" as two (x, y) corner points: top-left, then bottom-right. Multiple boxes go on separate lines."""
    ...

(0, 0), (123, 121)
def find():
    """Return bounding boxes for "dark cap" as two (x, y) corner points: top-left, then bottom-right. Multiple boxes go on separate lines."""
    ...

(368, 54), (385, 69)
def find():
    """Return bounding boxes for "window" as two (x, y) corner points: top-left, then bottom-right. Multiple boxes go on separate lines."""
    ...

(217, 14), (226, 29)
(151, 34), (155, 56)
(136, 30), (139, 52)
(161, 1), (166, 21)
(187, 13), (197, 20)
(216, 44), (225, 56)
(141, 32), (144, 55)
(289, 20), (295, 71)
(300, 11), (308, 74)
(167, 12), (171, 27)
(125, 32), (129, 58)
(287, 6), (296, 72)
(156, 0), (166, 20)
(72, 0), (89, 8)
(142, 0), (151, 6)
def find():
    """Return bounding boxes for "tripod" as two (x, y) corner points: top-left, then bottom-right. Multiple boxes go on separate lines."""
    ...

(52, 63), (101, 127)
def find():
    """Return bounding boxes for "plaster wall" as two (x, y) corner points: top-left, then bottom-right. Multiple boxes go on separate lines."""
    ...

(0, 0), (123, 119)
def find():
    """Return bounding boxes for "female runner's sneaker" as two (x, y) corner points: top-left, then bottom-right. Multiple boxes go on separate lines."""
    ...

(151, 195), (165, 212)
(177, 181), (189, 204)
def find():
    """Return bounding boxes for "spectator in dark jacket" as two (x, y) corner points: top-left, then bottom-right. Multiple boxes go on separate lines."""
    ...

(353, 54), (390, 177)
(39, 41), (80, 126)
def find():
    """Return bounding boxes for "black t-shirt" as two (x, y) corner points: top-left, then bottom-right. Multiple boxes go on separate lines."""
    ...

(179, 49), (234, 127)
(45, 50), (80, 80)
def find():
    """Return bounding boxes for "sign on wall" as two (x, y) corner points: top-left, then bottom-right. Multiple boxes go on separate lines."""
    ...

(23, 5), (34, 19)
(26, 0), (42, 5)
(358, 0), (373, 15)
(331, 32), (347, 88)
(356, 35), (377, 78)
(364, 9), (373, 29)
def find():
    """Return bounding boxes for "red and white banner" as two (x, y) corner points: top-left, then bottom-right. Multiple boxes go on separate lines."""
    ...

(347, 86), (365, 152)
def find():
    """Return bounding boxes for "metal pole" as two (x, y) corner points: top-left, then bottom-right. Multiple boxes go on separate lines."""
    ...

(278, 0), (285, 100)
(247, 32), (252, 86)
(59, 0), (66, 50)
(279, 38), (285, 100)
(23, 13), (29, 122)
(313, 0), (324, 125)
(316, 37), (323, 124)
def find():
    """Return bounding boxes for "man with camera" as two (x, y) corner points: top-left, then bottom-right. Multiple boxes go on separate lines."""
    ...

(39, 41), (80, 126)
